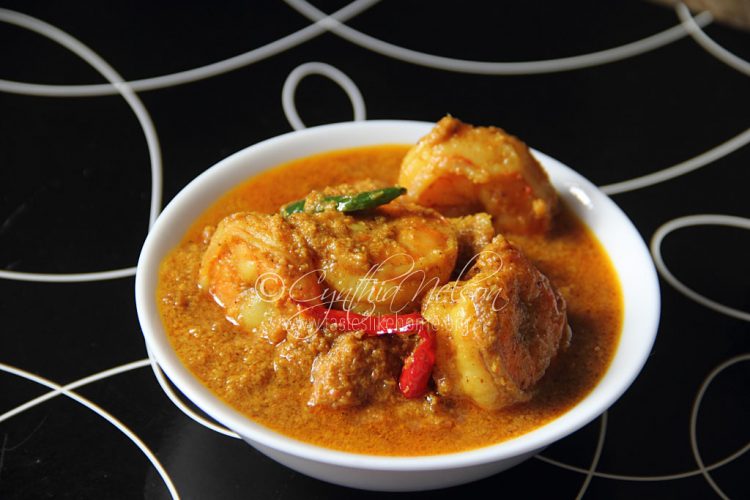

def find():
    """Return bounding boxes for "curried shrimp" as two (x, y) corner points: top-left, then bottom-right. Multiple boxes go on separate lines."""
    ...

(398, 115), (559, 235)
(422, 235), (570, 410)
(199, 212), (322, 344)
(287, 192), (458, 315)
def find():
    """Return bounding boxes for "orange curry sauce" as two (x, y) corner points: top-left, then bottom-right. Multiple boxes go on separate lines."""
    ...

(157, 145), (622, 455)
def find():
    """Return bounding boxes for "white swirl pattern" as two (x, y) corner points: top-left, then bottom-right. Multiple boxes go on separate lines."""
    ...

(0, 8), (162, 283)
(284, 0), (714, 75)
(0, 1), (748, 497)
(282, 62), (367, 130)
(0, 360), (179, 499)
(0, 0), (381, 97)
(537, 355), (750, 485)
(651, 215), (750, 322)
(690, 354), (750, 500)
(575, 412), (607, 500)
(599, 127), (750, 196)
(676, 3), (750, 77)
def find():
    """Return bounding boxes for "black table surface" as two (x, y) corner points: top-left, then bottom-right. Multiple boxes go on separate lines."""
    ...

(1, 1), (748, 498)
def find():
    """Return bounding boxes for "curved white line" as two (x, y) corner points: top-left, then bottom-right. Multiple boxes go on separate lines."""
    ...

(0, 359), (150, 423)
(600, 127), (750, 195)
(0, 267), (136, 283)
(146, 345), (240, 439)
(677, 2), (750, 78)
(0, 0), (379, 97)
(0, 8), (162, 283)
(0, 9), (162, 226)
(576, 412), (607, 500)
(690, 354), (750, 500)
(0, 361), (179, 499)
(282, 62), (366, 130)
(284, 0), (713, 75)
(651, 215), (750, 322)
(536, 440), (750, 482)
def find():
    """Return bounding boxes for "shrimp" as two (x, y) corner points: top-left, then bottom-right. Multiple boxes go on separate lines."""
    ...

(398, 115), (559, 234)
(199, 212), (322, 344)
(422, 235), (569, 410)
(286, 188), (458, 315)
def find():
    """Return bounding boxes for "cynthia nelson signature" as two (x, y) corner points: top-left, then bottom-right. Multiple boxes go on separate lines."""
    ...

(253, 250), (510, 322)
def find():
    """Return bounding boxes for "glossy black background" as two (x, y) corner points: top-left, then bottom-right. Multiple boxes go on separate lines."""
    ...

(1, 1), (748, 498)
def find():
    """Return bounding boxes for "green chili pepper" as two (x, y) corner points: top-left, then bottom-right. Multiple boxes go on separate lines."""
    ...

(281, 186), (407, 217)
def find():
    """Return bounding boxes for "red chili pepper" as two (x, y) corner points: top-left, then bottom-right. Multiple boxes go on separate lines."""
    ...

(303, 304), (435, 398)
(398, 323), (436, 399)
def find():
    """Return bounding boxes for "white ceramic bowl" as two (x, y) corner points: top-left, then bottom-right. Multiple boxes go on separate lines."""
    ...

(135, 120), (660, 491)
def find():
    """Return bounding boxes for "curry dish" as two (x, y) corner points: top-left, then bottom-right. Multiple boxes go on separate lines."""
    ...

(157, 117), (623, 455)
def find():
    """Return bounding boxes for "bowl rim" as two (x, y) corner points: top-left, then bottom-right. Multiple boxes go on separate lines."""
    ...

(135, 119), (660, 471)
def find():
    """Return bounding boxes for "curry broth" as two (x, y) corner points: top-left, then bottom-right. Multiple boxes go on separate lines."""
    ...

(157, 145), (622, 455)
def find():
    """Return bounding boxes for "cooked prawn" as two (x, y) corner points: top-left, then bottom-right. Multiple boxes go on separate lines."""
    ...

(287, 187), (458, 315)
(199, 212), (322, 343)
(422, 235), (569, 409)
(398, 115), (558, 234)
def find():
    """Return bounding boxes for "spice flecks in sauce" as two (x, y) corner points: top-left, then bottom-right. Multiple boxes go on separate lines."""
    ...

(157, 145), (622, 455)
